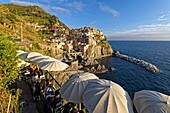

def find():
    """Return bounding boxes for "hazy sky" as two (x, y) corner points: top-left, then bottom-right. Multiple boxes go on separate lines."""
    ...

(1, 0), (170, 40)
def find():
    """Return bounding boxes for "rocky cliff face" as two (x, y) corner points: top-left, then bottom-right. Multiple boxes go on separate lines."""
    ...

(102, 44), (113, 56)
(85, 41), (113, 59)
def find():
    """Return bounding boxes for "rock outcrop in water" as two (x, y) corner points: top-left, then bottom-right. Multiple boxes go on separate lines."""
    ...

(114, 51), (159, 73)
(83, 64), (108, 74)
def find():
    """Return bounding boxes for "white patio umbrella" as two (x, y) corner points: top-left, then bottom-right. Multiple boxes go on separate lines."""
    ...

(17, 51), (28, 58)
(17, 51), (42, 59)
(82, 79), (134, 113)
(26, 52), (42, 59)
(28, 55), (50, 63)
(37, 57), (69, 71)
(133, 90), (170, 113)
(59, 72), (99, 103)
(17, 50), (25, 54)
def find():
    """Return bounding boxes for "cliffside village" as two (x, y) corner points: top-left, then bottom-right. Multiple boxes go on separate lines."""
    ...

(36, 23), (105, 55)
(25, 21), (112, 73)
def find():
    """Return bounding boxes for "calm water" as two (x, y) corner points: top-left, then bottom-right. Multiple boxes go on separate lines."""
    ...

(98, 41), (170, 98)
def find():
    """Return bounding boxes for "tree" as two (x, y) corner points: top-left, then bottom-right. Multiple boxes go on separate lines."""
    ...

(0, 36), (19, 87)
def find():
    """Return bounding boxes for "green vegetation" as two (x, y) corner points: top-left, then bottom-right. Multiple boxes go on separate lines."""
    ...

(0, 36), (19, 86)
(4, 4), (69, 30)
(4, 4), (56, 25)
(31, 40), (42, 50)
(0, 35), (21, 113)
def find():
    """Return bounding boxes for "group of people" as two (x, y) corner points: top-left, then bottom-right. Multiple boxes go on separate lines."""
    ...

(21, 66), (84, 113)
(21, 66), (62, 113)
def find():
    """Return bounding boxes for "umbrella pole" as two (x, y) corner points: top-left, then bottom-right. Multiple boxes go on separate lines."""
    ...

(48, 71), (61, 87)
(79, 103), (81, 110)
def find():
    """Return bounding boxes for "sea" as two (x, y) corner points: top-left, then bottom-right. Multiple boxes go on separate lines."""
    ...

(97, 41), (170, 99)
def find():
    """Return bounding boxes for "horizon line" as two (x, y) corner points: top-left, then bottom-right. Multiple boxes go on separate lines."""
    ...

(108, 39), (170, 41)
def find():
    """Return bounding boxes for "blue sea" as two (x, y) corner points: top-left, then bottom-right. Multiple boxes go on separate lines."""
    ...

(97, 41), (170, 98)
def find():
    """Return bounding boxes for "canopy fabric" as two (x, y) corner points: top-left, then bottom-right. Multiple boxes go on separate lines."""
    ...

(59, 72), (99, 103)
(28, 55), (50, 63)
(133, 90), (170, 113)
(37, 57), (69, 71)
(17, 52), (28, 58)
(17, 50), (68, 71)
(26, 52), (42, 59)
(82, 79), (134, 113)
(17, 51), (42, 59)
(17, 50), (25, 54)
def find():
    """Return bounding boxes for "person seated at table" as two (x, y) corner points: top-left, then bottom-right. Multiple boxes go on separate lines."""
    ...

(51, 90), (63, 112)
(44, 82), (56, 113)
(44, 79), (49, 88)
(31, 73), (37, 94)
(33, 82), (41, 101)
(45, 81), (55, 99)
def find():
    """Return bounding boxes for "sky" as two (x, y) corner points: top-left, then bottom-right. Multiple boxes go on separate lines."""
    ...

(1, 0), (170, 40)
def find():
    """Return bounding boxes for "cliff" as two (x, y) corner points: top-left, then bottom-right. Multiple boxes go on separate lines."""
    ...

(85, 42), (113, 58)
(69, 27), (113, 60)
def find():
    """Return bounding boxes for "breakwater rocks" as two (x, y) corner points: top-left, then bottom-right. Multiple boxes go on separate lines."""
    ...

(114, 51), (159, 73)
(83, 64), (108, 74)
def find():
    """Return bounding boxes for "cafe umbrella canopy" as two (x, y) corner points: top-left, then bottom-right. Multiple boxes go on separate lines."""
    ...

(17, 50), (25, 55)
(17, 51), (42, 59)
(59, 72), (99, 103)
(17, 50), (69, 71)
(133, 90), (170, 113)
(82, 79), (134, 113)
(28, 55), (51, 63)
(17, 50), (69, 86)
(17, 51), (28, 58)
(36, 57), (69, 86)
(37, 57), (69, 71)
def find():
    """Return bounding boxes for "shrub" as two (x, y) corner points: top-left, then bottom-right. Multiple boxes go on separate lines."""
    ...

(0, 36), (20, 113)
(0, 36), (19, 86)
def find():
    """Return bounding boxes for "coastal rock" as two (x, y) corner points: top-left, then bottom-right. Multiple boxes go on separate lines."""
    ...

(101, 65), (106, 70)
(84, 57), (99, 66)
(101, 45), (113, 56)
(85, 46), (102, 59)
(109, 67), (116, 71)
(97, 64), (102, 71)
(91, 67), (96, 72)
(53, 70), (84, 85)
(85, 43), (113, 59)
(95, 64), (108, 73)
(83, 64), (108, 74)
